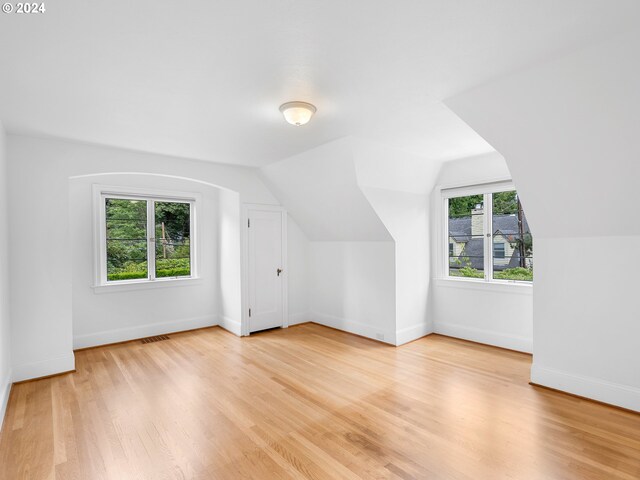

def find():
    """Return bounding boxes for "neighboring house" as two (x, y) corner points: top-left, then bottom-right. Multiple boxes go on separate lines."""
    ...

(449, 206), (532, 271)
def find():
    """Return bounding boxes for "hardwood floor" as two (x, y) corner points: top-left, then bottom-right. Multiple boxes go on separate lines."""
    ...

(1, 323), (639, 479)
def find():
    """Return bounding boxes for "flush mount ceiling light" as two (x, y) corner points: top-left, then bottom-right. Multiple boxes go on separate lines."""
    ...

(279, 101), (317, 126)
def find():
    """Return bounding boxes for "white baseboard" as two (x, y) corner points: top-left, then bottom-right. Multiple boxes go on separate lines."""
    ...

(219, 315), (241, 336)
(311, 312), (396, 345)
(396, 322), (433, 346)
(73, 314), (218, 349)
(288, 312), (309, 326)
(12, 353), (76, 383)
(531, 364), (640, 412)
(0, 368), (12, 432)
(434, 322), (532, 353)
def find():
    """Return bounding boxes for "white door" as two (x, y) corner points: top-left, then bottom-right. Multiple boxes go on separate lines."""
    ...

(248, 209), (284, 333)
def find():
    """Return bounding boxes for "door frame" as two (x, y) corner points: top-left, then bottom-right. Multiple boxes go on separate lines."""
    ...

(241, 203), (288, 336)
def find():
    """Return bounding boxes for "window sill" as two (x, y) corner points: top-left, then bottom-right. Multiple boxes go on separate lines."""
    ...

(435, 277), (533, 295)
(92, 277), (202, 294)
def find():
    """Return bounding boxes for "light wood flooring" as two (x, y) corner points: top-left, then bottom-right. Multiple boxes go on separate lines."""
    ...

(0, 323), (639, 479)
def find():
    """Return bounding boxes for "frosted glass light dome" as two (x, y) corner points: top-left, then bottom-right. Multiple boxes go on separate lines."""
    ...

(279, 101), (317, 126)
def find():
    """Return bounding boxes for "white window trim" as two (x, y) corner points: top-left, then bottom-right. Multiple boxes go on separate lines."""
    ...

(436, 179), (533, 290)
(92, 184), (201, 292)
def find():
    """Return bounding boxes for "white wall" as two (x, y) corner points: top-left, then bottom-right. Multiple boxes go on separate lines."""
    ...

(264, 137), (446, 345)
(532, 236), (640, 398)
(431, 153), (533, 352)
(310, 242), (396, 344)
(446, 31), (640, 410)
(287, 216), (310, 326)
(218, 188), (242, 335)
(7, 134), (278, 381)
(362, 187), (433, 345)
(70, 174), (220, 349)
(0, 123), (11, 429)
(261, 138), (395, 342)
(435, 152), (512, 188)
(433, 282), (533, 353)
(353, 140), (441, 345)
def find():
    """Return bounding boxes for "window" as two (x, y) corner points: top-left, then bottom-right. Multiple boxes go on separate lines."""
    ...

(105, 198), (149, 281)
(491, 190), (532, 281)
(444, 184), (533, 283)
(97, 188), (195, 285)
(154, 201), (192, 279)
(447, 194), (485, 279)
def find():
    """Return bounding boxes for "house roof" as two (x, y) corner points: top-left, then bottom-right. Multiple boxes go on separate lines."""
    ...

(492, 214), (531, 241)
(457, 238), (484, 269)
(448, 216), (475, 243)
(449, 213), (531, 243)
(449, 213), (531, 270)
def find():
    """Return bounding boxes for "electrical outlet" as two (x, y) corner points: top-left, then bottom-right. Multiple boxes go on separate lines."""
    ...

(376, 333), (385, 341)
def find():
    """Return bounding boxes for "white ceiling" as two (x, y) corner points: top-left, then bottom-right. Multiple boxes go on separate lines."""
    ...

(0, 1), (638, 166)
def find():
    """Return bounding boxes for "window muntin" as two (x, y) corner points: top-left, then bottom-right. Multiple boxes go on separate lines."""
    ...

(101, 193), (194, 284)
(445, 186), (533, 283)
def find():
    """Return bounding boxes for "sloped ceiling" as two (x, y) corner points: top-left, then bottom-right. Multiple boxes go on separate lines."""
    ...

(1, 1), (638, 165)
(445, 30), (640, 239)
(352, 138), (442, 195)
(260, 138), (392, 241)
(260, 137), (443, 241)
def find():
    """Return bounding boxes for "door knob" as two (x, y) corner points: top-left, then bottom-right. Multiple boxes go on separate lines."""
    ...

(277, 268), (283, 276)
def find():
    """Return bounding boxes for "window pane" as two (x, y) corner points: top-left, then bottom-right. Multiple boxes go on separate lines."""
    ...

(155, 201), (191, 278)
(492, 191), (533, 281)
(448, 194), (484, 279)
(105, 199), (148, 281)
